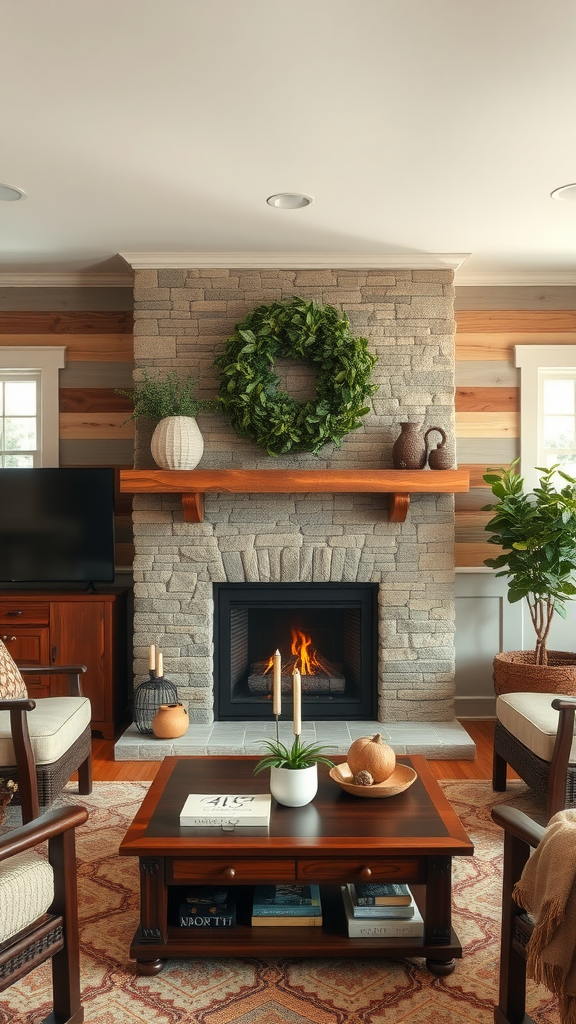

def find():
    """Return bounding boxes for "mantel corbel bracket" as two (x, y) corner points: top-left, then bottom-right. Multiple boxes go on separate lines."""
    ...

(181, 493), (205, 523)
(387, 493), (410, 522)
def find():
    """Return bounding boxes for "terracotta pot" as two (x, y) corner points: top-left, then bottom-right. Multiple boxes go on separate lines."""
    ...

(269, 764), (318, 807)
(152, 703), (189, 739)
(150, 416), (204, 470)
(493, 650), (576, 696)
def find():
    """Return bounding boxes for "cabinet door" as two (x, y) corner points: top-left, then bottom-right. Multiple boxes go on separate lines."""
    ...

(0, 627), (50, 698)
(50, 601), (108, 722)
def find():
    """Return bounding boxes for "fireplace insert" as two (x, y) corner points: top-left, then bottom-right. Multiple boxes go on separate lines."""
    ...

(214, 582), (377, 720)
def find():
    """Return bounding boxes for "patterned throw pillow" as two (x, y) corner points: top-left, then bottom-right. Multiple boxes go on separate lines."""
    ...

(0, 639), (27, 699)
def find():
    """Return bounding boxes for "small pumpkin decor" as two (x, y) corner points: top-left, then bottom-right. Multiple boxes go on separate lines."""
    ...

(215, 296), (378, 455)
(329, 733), (418, 798)
(347, 733), (396, 784)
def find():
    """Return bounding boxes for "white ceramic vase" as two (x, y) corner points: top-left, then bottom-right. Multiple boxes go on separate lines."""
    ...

(269, 764), (318, 807)
(150, 416), (204, 470)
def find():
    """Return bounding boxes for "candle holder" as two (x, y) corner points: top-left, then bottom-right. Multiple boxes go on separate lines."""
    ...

(133, 669), (179, 734)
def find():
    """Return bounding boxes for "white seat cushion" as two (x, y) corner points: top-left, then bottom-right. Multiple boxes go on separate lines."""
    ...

(496, 691), (576, 764)
(0, 697), (91, 766)
(0, 849), (54, 943)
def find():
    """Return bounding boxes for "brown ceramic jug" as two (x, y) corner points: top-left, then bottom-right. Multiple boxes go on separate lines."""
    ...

(424, 427), (452, 469)
(392, 422), (427, 469)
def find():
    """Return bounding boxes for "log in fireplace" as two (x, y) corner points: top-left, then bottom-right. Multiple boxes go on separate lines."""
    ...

(214, 582), (378, 720)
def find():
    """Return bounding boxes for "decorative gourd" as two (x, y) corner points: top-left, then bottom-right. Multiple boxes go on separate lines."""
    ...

(347, 733), (396, 783)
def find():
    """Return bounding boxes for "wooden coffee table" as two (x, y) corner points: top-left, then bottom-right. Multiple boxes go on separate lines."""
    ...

(119, 754), (473, 976)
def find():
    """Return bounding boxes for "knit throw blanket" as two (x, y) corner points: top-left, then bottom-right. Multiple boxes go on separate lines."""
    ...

(513, 809), (576, 1024)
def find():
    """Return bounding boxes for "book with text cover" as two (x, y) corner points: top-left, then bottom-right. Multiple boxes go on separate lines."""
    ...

(341, 887), (423, 939)
(345, 884), (416, 919)
(352, 883), (412, 906)
(178, 887), (236, 928)
(179, 793), (271, 827)
(252, 884), (322, 916)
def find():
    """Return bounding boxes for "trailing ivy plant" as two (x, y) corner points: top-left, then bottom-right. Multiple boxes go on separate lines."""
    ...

(117, 370), (219, 420)
(483, 460), (576, 664)
(214, 296), (378, 455)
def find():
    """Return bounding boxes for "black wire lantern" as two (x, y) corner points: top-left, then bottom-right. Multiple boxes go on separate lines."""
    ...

(133, 670), (179, 734)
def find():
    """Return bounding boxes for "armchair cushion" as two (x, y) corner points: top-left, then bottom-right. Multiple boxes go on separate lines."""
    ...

(497, 692), (576, 764)
(0, 849), (54, 943)
(0, 640), (26, 700)
(0, 697), (91, 766)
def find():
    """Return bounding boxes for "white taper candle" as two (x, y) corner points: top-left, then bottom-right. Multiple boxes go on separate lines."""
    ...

(157, 650), (164, 678)
(149, 644), (156, 672)
(272, 650), (282, 715)
(293, 668), (301, 736)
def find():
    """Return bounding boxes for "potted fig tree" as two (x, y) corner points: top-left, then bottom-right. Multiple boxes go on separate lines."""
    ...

(483, 460), (576, 694)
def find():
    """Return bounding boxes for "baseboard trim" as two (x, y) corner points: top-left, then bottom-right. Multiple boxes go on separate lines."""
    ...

(455, 695), (496, 719)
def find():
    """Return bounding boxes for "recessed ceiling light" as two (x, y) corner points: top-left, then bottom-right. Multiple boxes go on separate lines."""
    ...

(266, 193), (313, 209)
(550, 183), (576, 202)
(0, 183), (26, 202)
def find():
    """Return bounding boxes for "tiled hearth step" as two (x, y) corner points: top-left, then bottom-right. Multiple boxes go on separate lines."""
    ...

(114, 720), (475, 761)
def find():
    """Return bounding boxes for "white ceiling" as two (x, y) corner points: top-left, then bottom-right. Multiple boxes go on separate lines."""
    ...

(1, 0), (575, 286)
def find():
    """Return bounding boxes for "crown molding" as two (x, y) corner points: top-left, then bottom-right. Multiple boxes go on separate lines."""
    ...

(0, 271), (134, 287)
(454, 269), (576, 287)
(119, 251), (470, 271)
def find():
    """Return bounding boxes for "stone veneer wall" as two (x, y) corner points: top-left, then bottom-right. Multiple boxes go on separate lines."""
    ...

(131, 267), (456, 724)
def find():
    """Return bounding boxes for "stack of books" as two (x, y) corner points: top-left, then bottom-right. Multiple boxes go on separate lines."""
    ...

(251, 884), (322, 927)
(178, 886), (236, 928)
(341, 883), (424, 939)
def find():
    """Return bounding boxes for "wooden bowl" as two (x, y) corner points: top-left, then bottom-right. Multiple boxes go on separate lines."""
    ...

(329, 761), (417, 798)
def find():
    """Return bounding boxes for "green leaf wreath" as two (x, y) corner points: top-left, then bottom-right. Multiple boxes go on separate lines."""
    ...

(214, 296), (378, 455)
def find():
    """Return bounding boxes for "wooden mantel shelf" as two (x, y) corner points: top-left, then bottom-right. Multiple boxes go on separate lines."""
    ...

(120, 469), (469, 524)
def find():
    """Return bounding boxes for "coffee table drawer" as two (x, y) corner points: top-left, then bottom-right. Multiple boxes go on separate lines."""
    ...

(296, 857), (421, 884)
(169, 858), (296, 884)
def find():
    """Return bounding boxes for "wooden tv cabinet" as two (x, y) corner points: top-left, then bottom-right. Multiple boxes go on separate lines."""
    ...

(0, 588), (130, 739)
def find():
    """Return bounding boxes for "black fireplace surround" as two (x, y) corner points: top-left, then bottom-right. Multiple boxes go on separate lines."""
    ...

(214, 582), (378, 721)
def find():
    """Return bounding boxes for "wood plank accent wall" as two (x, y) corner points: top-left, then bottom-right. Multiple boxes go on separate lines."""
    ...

(454, 290), (576, 568)
(0, 305), (135, 569)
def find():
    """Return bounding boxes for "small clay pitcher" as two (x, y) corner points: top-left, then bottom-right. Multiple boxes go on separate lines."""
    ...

(152, 703), (189, 739)
(392, 422), (427, 469)
(424, 427), (452, 469)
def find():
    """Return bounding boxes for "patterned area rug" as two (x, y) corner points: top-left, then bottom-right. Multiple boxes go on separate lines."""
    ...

(0, 780), (561, 1024)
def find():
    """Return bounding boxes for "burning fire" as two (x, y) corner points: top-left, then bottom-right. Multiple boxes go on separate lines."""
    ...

(291, 629), (323, 675)
(263, 629), (329, 676)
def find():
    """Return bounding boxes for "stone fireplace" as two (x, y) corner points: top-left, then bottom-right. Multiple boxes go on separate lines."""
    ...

(129, 264), (457, 729)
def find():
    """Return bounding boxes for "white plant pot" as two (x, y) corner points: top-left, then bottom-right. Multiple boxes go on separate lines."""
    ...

(150, 416), (204, 470)
(269, 764), (318, 807)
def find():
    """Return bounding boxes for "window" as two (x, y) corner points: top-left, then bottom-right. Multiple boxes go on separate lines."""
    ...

(0, 348), (65, 467)
(0, 372), (40, 466)
(516, 346), (576, 490)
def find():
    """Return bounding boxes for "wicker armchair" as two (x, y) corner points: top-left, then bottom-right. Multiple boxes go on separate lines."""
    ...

(0, 665), (92, 823)
(0, 712), (88, 1022)
(491, 804), (545, 1024)
(493, 693), (576, 821)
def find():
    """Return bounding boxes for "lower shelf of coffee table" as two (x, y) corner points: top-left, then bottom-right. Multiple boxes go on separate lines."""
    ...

(130, 885), (462, 963)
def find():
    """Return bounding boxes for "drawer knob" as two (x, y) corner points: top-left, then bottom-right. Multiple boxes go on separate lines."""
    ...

(223, 867), (236, 880)
(359, 866), (372, 881)
(1, 635), (16, 642)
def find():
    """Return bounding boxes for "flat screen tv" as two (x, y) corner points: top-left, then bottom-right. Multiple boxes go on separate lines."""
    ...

(0, 467), (115, 586)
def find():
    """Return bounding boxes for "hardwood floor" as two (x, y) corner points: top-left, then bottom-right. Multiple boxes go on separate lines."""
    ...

(91, 720), (506, 783)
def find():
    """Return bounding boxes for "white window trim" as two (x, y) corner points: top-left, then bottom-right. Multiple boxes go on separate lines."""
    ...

(515, 345), (576, 491)
(0, 347), (66, 466)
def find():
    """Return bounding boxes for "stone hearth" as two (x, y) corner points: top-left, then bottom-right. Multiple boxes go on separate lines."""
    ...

(114, 719), (475, 760)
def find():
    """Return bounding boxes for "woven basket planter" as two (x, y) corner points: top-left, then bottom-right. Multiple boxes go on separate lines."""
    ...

(493, 650), (576, 696)
(150, 415), (204, 470)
